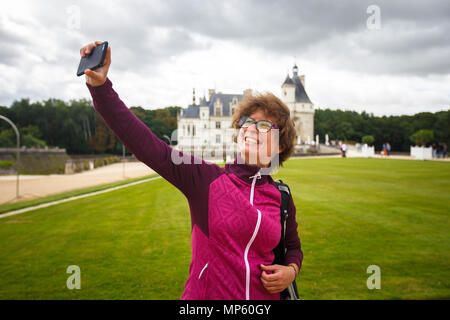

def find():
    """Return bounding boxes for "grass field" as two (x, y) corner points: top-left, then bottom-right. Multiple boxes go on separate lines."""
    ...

(0, 158), (449, 299)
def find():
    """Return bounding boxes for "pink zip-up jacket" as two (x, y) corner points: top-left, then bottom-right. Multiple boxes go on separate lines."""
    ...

(87, 78), (303, 300)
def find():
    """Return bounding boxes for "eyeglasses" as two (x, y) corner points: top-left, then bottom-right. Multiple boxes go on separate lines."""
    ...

(238, 116), (278, 133)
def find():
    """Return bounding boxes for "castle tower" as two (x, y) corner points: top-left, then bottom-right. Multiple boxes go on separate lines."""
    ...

(281, 64), (314, 145)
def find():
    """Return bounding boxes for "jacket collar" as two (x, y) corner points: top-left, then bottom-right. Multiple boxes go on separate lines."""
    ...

(225, 153), (271, 186)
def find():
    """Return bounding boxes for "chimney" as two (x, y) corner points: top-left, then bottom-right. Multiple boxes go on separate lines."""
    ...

(243, 88), (252, 97)
(208, 89), (215, 101)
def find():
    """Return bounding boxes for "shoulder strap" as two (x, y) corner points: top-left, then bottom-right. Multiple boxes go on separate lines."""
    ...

(274, 179), (300, 300)
(273, 179), (291, 265)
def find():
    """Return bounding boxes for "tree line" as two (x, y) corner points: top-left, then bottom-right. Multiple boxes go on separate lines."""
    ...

(0, 98), (180, 155)
(314, 108), (449, 151)
(0, 98), (448, 153)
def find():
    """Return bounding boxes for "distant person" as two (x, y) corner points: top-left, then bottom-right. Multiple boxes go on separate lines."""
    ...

(341, 143), (347, 157)
(439, 142), (447, 158)
(386, 142), (391, 156)
(80, 41), (302, 300)
(436, 143), (442, 158)
(432, 142), (437, 159)
(381, 143), (386, 157)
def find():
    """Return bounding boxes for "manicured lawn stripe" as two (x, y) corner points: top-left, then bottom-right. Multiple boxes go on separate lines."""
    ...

(0, 158), (448, 299)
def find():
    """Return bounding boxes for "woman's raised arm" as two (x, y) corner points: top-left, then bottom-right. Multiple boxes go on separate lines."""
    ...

(81, 42), (221, 197)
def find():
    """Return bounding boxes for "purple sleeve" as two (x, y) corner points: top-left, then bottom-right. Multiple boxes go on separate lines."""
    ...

(86, 78), (222, 202)
(284, 195), (303, 271)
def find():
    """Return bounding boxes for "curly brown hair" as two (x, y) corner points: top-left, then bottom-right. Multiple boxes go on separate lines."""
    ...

(231, 92), (296, 166)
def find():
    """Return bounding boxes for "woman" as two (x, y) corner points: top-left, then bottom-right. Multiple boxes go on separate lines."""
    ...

(81, 41), (303, 300)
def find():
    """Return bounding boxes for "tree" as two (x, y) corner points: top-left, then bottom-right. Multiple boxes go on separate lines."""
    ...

(0, 129), (15, 147)
(410, 129), (434, 146)
(362, 135), (375, 145)
(22, 134), (46, 148)
(88, 114), (117, 153)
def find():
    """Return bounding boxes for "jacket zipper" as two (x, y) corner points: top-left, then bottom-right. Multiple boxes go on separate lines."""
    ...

(198, 262), (209, 279)
(244, 170), (261, 300)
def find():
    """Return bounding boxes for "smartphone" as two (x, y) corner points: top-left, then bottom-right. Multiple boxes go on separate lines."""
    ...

(76, 41), (108, 77)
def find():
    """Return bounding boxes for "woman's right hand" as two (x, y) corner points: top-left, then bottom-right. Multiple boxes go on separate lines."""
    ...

(80, 41), (111, 87)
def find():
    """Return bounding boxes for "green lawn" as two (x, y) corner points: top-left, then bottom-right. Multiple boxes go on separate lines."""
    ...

(0, 158), (449, 299)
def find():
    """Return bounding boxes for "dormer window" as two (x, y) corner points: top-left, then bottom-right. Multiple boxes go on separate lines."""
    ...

(228, 97), (238, 116)
(214, 98), (222, 116)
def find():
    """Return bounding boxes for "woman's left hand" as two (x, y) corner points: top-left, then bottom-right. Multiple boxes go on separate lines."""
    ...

(260, 264), (296, 294)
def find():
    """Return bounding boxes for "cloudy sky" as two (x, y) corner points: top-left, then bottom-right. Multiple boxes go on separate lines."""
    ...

(1, 0), (449, 116)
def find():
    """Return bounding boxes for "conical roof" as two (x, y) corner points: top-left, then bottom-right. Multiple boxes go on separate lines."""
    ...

(200, 95), (209, 106)
(293, 75), (312, 104)
(282, 74), (295, 86)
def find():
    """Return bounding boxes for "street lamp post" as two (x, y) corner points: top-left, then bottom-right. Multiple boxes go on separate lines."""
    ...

(0, 115), (20, 199)
(122, 143), (125, 179)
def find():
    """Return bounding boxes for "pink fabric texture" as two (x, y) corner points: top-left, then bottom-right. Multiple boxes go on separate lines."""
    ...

(181, 173), (281, 300)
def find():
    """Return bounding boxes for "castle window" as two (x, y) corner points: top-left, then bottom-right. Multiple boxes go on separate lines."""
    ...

(216, 134), (221, 143)
(216, 121), (221, 129)
(231, 97), (238, 115)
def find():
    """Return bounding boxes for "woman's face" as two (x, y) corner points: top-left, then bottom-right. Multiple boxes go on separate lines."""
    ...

(237, 109), (282, 167)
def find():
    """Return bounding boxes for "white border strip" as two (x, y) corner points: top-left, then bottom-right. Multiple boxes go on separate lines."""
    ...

(0, 176), (161, 219)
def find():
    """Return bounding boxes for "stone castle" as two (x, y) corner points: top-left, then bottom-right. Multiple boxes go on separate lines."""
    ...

(176, 64), (314, 155)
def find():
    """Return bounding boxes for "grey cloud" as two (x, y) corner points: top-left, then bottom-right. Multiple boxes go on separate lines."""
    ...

(0, 0), (449, 109)
(118, 0), (450, 76)
(12, 0), (449, 76)
(0, 15), (33, 66)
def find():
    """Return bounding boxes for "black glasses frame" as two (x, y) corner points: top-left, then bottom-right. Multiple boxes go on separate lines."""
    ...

(239, 116), (279, 133)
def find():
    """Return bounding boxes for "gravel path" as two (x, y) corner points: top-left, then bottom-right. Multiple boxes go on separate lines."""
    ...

(0, 162), (155, 204)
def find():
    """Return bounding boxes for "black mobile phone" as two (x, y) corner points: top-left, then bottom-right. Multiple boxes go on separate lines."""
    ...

(76, 41), (108, 77)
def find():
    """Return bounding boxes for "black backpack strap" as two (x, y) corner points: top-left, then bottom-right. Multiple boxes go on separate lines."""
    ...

(274, 179), (300, 300)
(273, 179), (291, 266)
